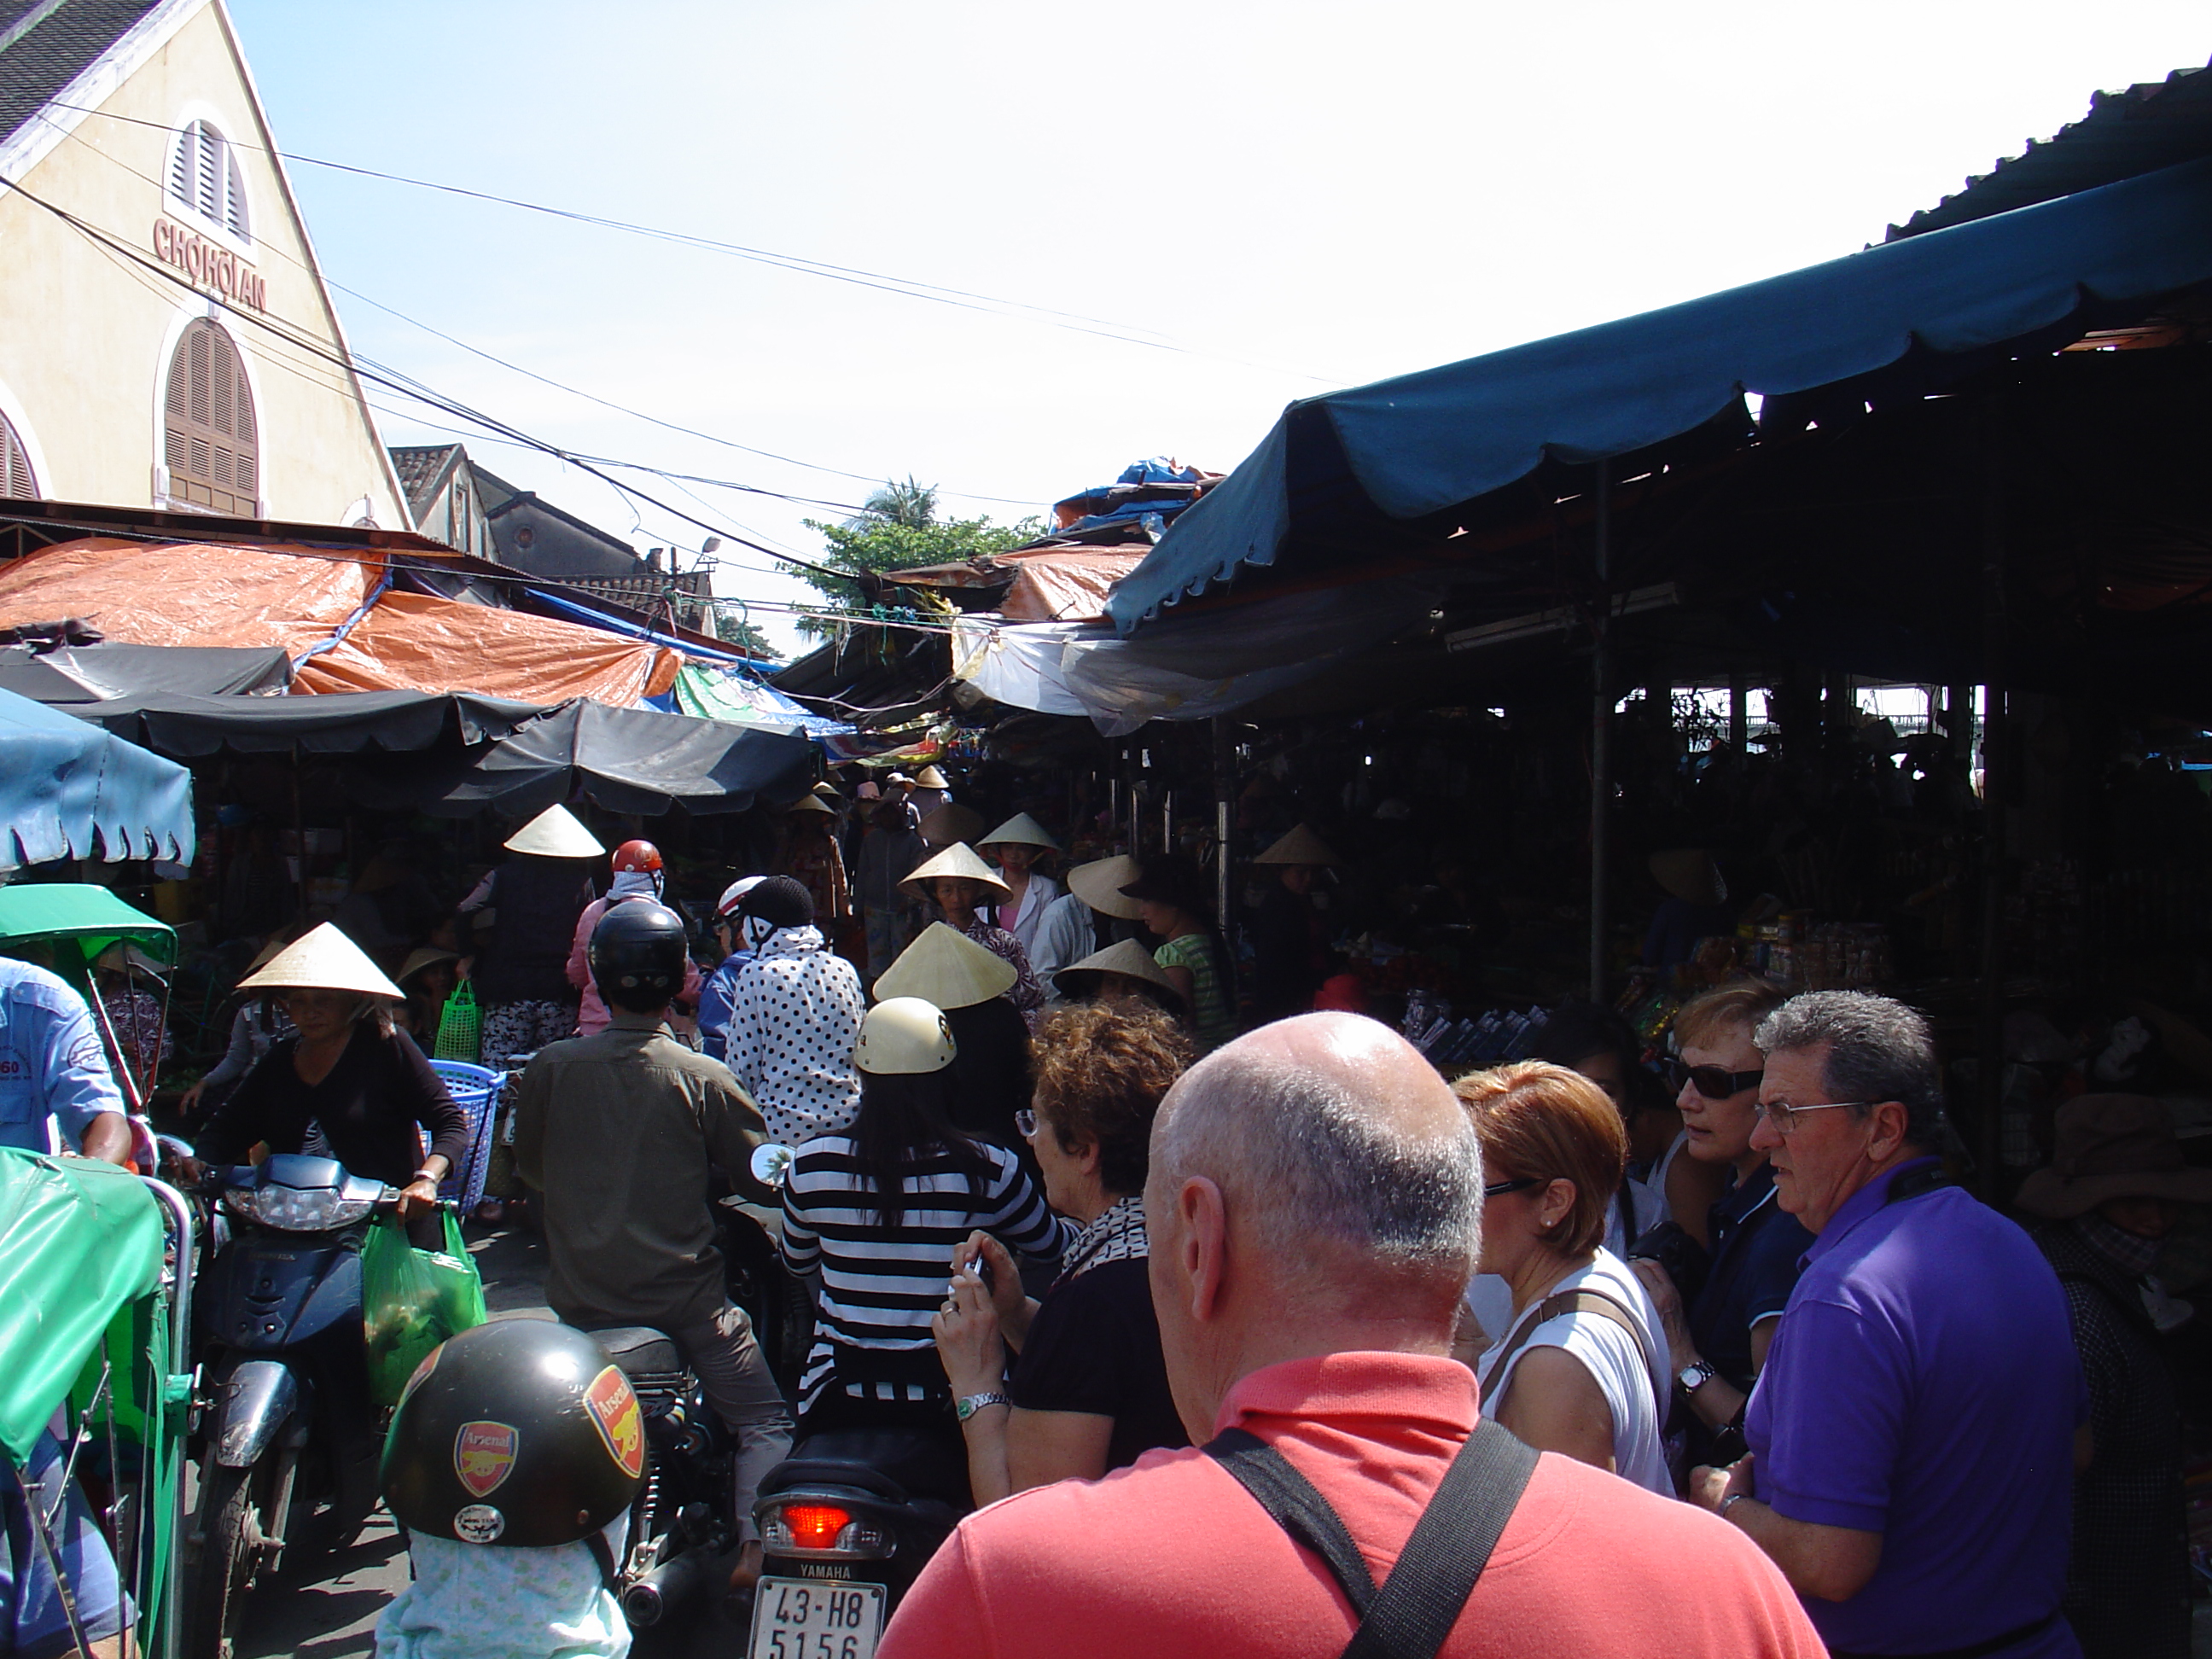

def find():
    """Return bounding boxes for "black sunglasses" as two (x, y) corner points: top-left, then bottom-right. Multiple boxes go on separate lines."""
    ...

(1483, 1177), (1542, 1198)
(1664, 1059), (1764, 1100)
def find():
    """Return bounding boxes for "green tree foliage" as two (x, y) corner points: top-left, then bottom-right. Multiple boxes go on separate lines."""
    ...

(790, 478), (1041, 635)
(708, 604), (777, 657)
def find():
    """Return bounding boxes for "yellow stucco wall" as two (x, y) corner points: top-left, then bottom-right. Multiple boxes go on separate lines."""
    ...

(0, 0), (406, 526)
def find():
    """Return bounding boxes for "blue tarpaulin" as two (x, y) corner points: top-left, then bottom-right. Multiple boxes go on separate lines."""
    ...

(1109, 155), (2212, 632)
(0, 687), (195, 871)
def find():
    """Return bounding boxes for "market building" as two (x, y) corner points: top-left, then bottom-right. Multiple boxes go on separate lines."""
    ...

(0, 0), (409, 526)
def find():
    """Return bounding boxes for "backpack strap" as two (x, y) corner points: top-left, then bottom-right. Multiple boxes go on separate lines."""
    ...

(1206, 1417), (1540, 1659)
(1206, 1426), (1378, 1615)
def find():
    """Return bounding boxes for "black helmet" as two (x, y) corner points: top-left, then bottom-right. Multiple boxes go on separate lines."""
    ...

(736, 874), (813, 931)
(381, 1320), (646, 1547)
(587, 899), (689, 1012)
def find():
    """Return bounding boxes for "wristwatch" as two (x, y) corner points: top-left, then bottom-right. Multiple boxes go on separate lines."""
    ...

(1676, 1359), (1718, 1395)
(954, 1390), (1010, 1422)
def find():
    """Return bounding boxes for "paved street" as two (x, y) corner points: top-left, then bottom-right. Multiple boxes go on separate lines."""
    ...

(234, 1220), (554, 1659)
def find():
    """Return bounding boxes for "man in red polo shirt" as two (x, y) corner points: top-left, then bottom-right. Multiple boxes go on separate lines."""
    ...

(879, 1013), (1823, 1659)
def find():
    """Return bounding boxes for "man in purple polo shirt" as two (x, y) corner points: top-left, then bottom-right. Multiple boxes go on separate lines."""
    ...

(1691, 991), (2086, 1659)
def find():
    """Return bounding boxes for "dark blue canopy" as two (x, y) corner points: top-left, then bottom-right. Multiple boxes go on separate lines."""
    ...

(0, 687), (194, 871)
(1109, 154), (2212, 632)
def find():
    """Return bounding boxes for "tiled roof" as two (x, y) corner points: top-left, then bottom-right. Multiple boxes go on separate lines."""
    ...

(1889, 61), (2212, 241)
(0, 0), (164, 149)
(387, 444), (460, 511)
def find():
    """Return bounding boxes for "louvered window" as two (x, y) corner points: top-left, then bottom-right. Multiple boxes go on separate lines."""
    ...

(162, 321), (259, 515)
(0, 414), (36, 500)
(167, 119), (250, 243)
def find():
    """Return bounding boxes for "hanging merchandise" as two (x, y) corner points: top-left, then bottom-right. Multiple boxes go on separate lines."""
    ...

(433, 978), (481, 1063)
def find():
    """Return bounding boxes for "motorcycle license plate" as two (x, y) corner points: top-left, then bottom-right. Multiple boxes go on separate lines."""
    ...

(748, 1576), (884, 1659)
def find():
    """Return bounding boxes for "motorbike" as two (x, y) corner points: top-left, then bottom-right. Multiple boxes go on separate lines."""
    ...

(184, 1154), (406, 1659)
(740, 1144), (967, 1659)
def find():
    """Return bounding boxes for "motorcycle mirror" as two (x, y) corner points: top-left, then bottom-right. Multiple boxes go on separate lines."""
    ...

(749, 1144), (795, 1190)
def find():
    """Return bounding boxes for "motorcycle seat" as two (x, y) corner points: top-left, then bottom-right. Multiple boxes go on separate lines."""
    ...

(765, 1428), (969, 1507)
(587, 1326), (684, 1380)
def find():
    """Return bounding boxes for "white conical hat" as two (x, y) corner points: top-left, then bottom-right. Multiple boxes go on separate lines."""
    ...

(1052, 938), (1183, 1011)
(1065, 854), (1146, 921)
(503, 804), (604, 859)
(980, 812), (1059, 852)
(914, 765), (950, 789)
(1254, 823), (1342, 867)
(873, 922), (1018, 1010)
(237, 923), (404, 1000)
(899, 842), (1013, 902)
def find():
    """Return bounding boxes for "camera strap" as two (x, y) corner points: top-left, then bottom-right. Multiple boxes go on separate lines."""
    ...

(1205, 1417), (1539, 1659)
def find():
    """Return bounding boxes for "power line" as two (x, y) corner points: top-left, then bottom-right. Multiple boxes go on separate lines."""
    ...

(40, 99), (1345, 387)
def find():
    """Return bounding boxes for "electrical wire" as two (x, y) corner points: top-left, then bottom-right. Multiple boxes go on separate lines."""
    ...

(41, 99), (1342, 388)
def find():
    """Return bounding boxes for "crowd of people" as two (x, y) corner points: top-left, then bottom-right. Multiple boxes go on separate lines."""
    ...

(0, 768), (2203, 1659)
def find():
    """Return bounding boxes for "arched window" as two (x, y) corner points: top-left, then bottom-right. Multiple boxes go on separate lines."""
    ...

(162, 320), (259, 515)
(167, 119), (249, 243)
(0, 412), (36, 499)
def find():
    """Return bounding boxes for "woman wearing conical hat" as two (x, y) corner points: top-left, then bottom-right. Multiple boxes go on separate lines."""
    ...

(900, 844), (1044, 1027)
(1246, 823), (1341, 1024)
(779, 793), (853, 933)
(186, 925), (470, 1236)
(978, 813), (1063, 958)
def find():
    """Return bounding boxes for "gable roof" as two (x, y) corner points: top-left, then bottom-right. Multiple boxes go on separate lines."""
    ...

(388, 444), (463, 517)
(0, 0), (161, 150)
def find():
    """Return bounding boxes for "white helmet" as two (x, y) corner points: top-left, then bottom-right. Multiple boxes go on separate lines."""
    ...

(716, 876), (766, 920)
(855, 998), (958, 1075)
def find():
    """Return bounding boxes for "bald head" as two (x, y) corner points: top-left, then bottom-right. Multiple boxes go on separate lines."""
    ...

(1150, 1013), (1483, 1305)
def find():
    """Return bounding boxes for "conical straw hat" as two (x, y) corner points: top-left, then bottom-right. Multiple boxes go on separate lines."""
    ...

(874, 922), (1017, 1010)
(980, 812), (1059, 852)
(503, 804), (604, 859)
(1065, 854), (1146, 921)
(918, 803), (986, 848)
(237, 923), (404, 1000)
(1254, 823), (1342, 867)
(787, 794), (835, 816)
(914, 765), (950, 789)
(1052, 939), (1184, 1011)
(900, 842), (1013, 902)
(811, 780), (843, 800)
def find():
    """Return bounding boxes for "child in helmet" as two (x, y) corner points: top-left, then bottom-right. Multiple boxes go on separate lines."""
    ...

(375, 1320), (646, 1659)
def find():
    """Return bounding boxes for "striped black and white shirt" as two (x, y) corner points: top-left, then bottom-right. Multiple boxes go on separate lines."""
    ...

(780, 1135), (1068, 1407)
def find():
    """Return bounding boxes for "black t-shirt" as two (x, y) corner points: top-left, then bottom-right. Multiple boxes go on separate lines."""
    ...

(196, 1022), (470, 1188)
(1008, 1258), (1189, 1471)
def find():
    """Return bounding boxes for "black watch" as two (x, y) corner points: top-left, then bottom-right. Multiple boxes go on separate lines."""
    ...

(1676, 1359), (1718, 1395)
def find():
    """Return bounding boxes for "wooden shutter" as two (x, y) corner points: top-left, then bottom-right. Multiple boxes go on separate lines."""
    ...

(0, 415), (36, 500)
(168, 121), (251, 244)
(163, 320), (259, 515)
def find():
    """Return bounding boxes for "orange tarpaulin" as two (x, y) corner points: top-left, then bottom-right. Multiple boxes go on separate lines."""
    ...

(0, 538), (679, 706)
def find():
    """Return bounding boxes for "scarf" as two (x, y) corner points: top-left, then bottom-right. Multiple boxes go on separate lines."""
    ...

(1058, 1194), (1149, 1285)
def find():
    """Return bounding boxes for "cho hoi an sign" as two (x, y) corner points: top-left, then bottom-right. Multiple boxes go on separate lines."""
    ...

(153, 217), (265, 311)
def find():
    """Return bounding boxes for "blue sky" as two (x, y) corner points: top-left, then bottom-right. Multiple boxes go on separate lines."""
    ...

(227, 1), (2212, 652)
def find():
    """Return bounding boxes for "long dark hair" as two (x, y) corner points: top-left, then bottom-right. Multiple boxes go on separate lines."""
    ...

(852, 1069), (996, 1229)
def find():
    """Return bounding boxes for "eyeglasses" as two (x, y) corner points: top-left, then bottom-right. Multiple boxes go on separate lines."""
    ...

(1483, 1177), (1542, 1198)
(1665, 1059), (1764, 1100)
(1015, 1109), (1039, 1140)
(1755, 1099), (1875, 1133)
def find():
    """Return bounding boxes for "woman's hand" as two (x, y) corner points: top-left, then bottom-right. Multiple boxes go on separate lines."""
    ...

(931, 1269), (1005, 1399)
(952, 1231), (1027, 1328)
(178, 1081), (207, 1117)
(394, 1177), (442, 1219)
(1631, 1256), (1697, 1374)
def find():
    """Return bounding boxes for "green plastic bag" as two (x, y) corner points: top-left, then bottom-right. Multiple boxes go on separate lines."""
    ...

(433, 979), (481, 1063)
(361, 1210), (487, 1406)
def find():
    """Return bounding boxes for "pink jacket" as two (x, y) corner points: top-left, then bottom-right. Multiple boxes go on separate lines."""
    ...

(566, 895), (704, 1037)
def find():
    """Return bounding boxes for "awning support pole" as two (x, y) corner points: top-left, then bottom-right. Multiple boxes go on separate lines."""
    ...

(1976, 394), (2010, 1198)
(1213, 716), (1237, 1013)
(1590, 460), (1613, 1003)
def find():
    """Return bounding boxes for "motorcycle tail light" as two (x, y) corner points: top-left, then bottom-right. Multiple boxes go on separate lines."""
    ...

(761, 1502), (892, 1559)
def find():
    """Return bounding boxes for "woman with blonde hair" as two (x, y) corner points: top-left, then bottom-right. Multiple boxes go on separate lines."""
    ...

(1453, 1059), (1671, 1493)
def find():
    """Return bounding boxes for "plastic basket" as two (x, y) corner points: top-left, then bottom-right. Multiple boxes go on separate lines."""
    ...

(429, 1059), (501, 1215)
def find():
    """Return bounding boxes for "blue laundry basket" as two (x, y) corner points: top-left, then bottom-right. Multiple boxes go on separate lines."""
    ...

(429, 1059), (501, 1216)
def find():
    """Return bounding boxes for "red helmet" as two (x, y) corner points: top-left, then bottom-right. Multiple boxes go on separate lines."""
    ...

(612, 839), (663, 874)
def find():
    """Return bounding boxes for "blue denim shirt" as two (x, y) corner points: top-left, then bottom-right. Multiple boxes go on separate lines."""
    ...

(0, 959), (125, 1155)
(696, 952), (754, 1064)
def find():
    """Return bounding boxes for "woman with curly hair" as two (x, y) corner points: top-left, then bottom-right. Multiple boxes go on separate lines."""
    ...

(933, 1000), (1194, 1503)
